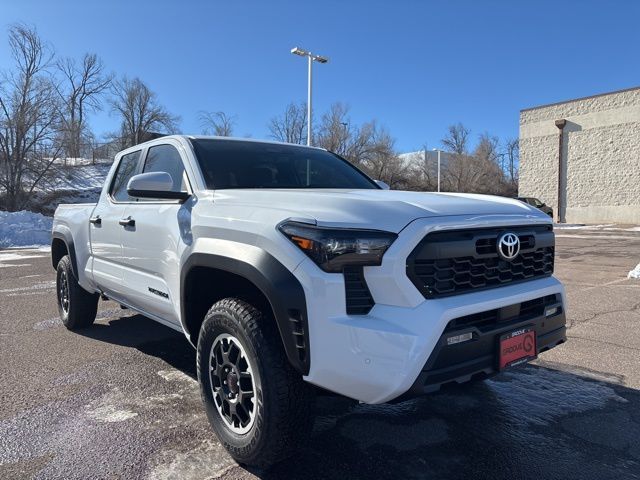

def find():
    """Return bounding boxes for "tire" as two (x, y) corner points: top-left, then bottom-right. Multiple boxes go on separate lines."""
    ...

(197, 298), (315, 468)
(56, 255), (98, 330)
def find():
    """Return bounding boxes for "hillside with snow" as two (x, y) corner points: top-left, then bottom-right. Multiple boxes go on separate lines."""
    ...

(26, 161), (111, 216)
(0, 160), (110, 248)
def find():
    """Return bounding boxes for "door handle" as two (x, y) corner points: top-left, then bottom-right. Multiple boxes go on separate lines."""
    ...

(118, 216), (135, 227)
(89, 215), (102, 225)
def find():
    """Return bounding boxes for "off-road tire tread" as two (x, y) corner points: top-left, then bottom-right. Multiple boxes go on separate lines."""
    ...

(56, 255), (98, 330)
(197, 297), (314, 468)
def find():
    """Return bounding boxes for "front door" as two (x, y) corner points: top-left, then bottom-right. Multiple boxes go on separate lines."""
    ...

(120, 143), (192, 326)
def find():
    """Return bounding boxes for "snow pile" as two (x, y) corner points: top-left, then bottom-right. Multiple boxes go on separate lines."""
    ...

(0, 210), (53, 248)
(629, 263), (640, 280)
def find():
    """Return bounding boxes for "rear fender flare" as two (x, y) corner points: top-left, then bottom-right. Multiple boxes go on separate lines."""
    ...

(52, 230), (79, 279)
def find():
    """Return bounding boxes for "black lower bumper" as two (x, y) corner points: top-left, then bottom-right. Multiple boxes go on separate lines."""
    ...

(399, 294), (566, 400)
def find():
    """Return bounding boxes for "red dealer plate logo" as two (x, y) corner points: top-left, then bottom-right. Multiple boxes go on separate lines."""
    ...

(499, 327), (537, 370)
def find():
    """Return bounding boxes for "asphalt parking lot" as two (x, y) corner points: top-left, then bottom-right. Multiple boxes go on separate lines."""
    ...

(1, 228), (640, 480)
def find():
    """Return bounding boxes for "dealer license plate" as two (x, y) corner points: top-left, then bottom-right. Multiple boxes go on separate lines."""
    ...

(499, 327), (537, 370)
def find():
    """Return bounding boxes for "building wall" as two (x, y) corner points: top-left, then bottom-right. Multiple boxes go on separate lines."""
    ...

(519, 87), (640, 224)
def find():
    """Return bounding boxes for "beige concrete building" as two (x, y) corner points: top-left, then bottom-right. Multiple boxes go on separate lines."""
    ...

(519, 87), (640, 224)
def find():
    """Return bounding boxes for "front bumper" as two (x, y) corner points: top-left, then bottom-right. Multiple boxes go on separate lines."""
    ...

(399, 294), (565, 399)
(298, 269), (565, 404)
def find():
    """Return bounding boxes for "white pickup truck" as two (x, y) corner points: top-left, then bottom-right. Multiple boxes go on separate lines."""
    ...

(52, 135), (566, 466)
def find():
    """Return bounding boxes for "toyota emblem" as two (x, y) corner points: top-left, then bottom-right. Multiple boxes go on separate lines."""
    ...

(497, 232), (520, 261)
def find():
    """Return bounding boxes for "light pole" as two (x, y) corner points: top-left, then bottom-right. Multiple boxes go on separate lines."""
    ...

(432, 148), (442, 192)
(291, 47), (329, 146)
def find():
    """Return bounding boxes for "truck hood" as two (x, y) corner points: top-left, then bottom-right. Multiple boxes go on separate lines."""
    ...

(211, 189), (546, 233)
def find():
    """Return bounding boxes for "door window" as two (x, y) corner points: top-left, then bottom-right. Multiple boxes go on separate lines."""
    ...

(110, 150), (142, 202)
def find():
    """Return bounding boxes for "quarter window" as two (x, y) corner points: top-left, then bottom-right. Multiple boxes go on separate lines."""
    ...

(110, 150), (141, 202)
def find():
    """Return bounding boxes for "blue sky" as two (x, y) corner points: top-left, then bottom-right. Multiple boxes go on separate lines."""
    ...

(1, 0), (639, 152)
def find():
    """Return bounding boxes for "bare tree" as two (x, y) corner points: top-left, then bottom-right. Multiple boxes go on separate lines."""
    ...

(110, 76), (180, 148)
(474, 132), (500, 164)
(347, 121), (396, 175)
(315, 102), (351, 156)
(407, 145), (437, 191)
(55, 53), (112, 160)
(314, 103), (406, 187)
(504, 138), (519, 185)
(199, 110), (235, 137)
(0, 24), (62, 211)
(441, 122), (470, 154)
(267, 102), (307, 144)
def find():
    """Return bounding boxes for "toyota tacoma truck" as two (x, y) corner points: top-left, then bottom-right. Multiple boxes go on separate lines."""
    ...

(51, 135), (566, 466)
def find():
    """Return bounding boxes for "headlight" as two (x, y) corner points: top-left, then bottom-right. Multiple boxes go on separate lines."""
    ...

(278, 222), (397, 273)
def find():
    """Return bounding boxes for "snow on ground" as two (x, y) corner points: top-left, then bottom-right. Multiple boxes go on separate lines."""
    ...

(629, 263), (640, 279)
(555, 223), (640, 232)
(43, 163), (111, 191)
(554, 223), (640, 232)
(0, 211), (53, 248)
(52, 157), (111, 167)
(20, 161), (111, 215)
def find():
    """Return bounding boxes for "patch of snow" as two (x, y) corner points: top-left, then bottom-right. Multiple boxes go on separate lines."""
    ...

(0, 211), (53, 248)
(157, 369), (198, 385)
(0, 280), (55, 294)
(555, 234), (639, 240)
(0, 251), (47, 262)
(554, 223), (601, 229)
(555, 223), (640, 232)
(487, 367), (627, 427)
(629, 263), (640, 279)
(85, 405), (138, 423)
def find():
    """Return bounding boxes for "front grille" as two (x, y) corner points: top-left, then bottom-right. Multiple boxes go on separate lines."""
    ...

(407, 225), (554, 299)
(344, 266), (375, 315)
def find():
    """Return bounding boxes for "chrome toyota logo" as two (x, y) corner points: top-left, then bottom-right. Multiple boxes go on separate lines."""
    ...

(497, 232), (520, 261)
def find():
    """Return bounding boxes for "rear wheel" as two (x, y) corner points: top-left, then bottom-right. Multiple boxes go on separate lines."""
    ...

(56, 255), (98, 330)
(197, 298), (315, 467)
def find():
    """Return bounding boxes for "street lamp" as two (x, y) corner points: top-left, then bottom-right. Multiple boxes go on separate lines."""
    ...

(432, 148), (443, 192)
(291, 47), (329, 146)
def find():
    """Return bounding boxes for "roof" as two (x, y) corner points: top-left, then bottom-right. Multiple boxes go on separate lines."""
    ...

(120, 134), (326, 153)
(520, 85), (640, 112)
(186, 135), (326, 150)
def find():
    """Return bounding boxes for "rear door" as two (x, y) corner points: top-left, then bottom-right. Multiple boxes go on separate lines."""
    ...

(120, 142), (193, 325)
(90, 149), (142, 298)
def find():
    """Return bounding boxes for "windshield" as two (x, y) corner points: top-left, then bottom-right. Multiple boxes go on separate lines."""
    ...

(190, 139), (379, 190)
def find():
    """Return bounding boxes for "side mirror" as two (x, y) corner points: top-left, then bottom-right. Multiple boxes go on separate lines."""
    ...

(375, 180), (390, 190)
(127, 172), (190, 201)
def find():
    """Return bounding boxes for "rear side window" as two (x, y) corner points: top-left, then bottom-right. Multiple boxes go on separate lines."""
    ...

(142, 144), (188, 193)
(110, 150), (141, 202)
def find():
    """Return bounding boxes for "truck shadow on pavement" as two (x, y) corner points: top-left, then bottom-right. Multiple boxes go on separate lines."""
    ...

(79, 312), (640, 480)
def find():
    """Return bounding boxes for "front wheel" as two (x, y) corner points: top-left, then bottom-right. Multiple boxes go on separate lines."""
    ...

(197, 298), (315, 468)
(56, 255), (98, 330)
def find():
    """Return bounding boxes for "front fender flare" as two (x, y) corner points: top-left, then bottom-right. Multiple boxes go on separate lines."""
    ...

(181, 251), (310, 375)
